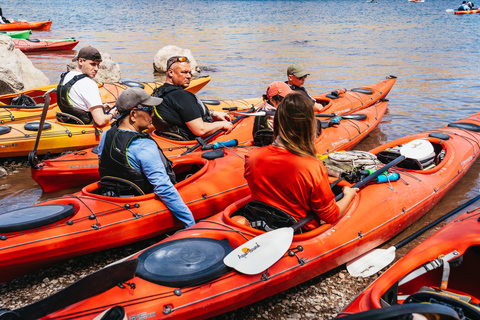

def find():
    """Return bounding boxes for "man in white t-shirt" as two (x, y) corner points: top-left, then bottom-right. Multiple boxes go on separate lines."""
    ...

(57, 46), (117, 126)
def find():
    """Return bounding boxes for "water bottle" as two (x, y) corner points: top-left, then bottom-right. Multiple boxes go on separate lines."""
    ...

(375, 172), (400, 184)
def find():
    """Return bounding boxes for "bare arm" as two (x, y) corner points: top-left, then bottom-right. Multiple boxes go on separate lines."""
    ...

(186, 117), (233, 137)
(336, 186), (359, 219)
(90, 105), (116, 127)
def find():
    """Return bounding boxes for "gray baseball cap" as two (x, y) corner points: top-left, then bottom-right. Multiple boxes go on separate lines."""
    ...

(287, 63), (310, 78)
(116, 88), (163, 114)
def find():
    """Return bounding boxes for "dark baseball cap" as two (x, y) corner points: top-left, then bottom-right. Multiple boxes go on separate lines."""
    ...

(116, 88), (163, 114)
(75, 46), (102, 62)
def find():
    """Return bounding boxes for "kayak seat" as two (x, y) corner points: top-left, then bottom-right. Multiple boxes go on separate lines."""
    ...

(234, 201), (297, 232)
(24, 122), (52, 131)
(99, 176), (145, 197)
(0, 126), (11, 135)
(404, 287), (480, 320)
(0, 204), (75, 233)
(253, 129), (274, 147)
(56, 111), (85, 125)
(135, 237), (233, 287)
(377, 145), (437, 171)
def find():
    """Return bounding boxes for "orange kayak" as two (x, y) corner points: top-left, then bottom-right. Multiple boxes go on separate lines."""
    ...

(0, 76), (211, 125)
(0, 20), (51, 31)
(337, 206), (480, 319)
(32, 95), (388, 192)
(8, 110), (480, 320)
(12, 38), (79, 52)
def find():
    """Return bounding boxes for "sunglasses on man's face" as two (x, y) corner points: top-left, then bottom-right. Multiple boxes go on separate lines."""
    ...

(297, 75), (308, 80)
(134, 106), (154, 114)
(166, 56), (190, 71)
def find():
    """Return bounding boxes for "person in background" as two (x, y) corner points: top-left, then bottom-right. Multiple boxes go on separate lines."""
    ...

(285, 63), (323, 112)
(467, 1), (475, 8)
(458, 1), (470, 10)
(97, 87), (195, 228)
(252, 81), (293, 145)
(0, 8), (10, 23)
(151, 56), (232, 141)
(57, 46), (117, 126)
(245, 93), (358, 230)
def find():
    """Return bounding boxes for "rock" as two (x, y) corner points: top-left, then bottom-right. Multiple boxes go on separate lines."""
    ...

(153, 45), (201, 76)
(0, 167), (6, 178)
(66, 51), (121, 83)
(0, 36), (50, 95)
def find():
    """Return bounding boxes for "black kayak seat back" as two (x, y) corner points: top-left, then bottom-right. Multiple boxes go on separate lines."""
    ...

(56, 111), (85, 125)
(447, 122), (480, 132)
(0, 204), (75, 233)
(24, 122), (52, 131)
(335, 303), (459, 320)
(99, 176), (145, 197)
(0, 126), (11, 135)
(136, 237), (233, 288)
(238, 200), (297, 232)
(92, 145), (99, 154)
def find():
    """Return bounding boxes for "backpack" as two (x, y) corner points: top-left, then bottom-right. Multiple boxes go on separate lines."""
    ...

(11, 94), (36, 107)
(321, 150), (381, 183)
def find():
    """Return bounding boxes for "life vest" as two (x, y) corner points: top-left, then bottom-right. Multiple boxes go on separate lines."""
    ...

(152, 84), (213, 140)
(57, 72), (94, 124)
(99, 125), (176, 194)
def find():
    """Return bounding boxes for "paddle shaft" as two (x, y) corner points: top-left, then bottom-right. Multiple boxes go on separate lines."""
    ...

(335, 155), (406, 201)
(0, 104), (46, 109)
(180, 107), (254, 155)
(394, 194), (480, 250)
(31, 92), (52, 153)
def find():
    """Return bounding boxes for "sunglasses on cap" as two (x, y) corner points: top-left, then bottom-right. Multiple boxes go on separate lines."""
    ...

(166, 56), (190, 71)
(134, 105), (154, 114)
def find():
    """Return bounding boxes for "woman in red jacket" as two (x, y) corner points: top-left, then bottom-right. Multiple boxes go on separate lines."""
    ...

(244, 93), (358, 230)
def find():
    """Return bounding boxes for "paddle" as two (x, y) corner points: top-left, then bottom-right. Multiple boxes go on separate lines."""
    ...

(179, 106), (255, 156)
(446, 9), (455, 13)
(0, 104), (45, 109)
(224, 155), (406, 275)
(0, 259), (139, 320)
(229, 110), (368, 121)
(27, 88), (55, 169)
(346, 194), (480, 278)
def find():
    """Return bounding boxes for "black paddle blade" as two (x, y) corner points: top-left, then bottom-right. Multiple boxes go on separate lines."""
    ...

(6, 259), (139, 320)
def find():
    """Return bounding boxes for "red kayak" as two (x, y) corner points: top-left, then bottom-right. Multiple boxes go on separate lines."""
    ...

(0, 20), (51, 31)
(13, 38), (79, 52)
(455, 8), (480, 14)
(0, 101), (388, 282)
(5, 110), (480, 320)
(337, 204), (480, 319)
(32, 98), (389, 192)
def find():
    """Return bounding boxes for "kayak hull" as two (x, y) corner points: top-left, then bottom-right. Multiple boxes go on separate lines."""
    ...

(338, 209), (480, 317)
(32, 97), (388, 192)
(13, 38), (79, 52)
(0, 20), (52, 31)
(0, 30), (31, 39)
(0, 77), (210, 125)
(455, 8), (480, 14)
(23, 111), (480, 320)
(0, 146), (254, 283)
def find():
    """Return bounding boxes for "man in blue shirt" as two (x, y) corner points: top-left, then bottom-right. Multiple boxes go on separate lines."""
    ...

(98, 87), (195, 228)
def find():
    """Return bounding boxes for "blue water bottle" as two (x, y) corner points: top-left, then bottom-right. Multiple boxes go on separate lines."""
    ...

(375, 172), (400, 183)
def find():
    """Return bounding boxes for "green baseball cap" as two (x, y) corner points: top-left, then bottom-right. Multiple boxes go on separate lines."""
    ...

(287, 63), (310, 78)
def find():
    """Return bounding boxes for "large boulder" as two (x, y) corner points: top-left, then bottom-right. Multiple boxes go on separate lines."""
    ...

(67, 51), (121, 83)
(0, 36), (50, 95)
(153, 45), (201, 76)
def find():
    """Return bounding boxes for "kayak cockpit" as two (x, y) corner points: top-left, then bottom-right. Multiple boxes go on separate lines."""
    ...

(376, 245), (480, 318)
(82, 157), (210, 198)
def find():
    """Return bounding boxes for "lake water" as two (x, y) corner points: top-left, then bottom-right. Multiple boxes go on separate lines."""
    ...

(1, 0), (480, 316)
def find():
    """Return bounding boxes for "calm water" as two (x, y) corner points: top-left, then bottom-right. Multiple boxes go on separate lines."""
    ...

(0, 0), (480, 312)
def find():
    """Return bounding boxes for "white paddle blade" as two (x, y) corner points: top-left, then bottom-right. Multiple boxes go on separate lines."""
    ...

(223, 227), (294, 275)
(346, 246), (396, 277)
(400, 139), (434, 160)
(446, 9), (454, 13)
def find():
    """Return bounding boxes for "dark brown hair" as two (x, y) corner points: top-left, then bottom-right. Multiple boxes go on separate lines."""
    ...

(273, 93), (317, 158)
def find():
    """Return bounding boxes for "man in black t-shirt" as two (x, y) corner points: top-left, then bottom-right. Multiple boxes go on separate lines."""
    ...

(286, 63), (323, 112)
(152, 56), (233, 141)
